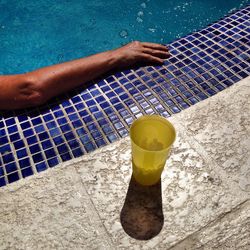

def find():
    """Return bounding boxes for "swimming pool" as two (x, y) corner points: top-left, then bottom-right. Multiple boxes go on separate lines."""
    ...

(0, 0), (250, 74)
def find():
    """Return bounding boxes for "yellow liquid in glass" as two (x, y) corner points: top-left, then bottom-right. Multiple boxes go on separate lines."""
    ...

(132, 161), (164, 186)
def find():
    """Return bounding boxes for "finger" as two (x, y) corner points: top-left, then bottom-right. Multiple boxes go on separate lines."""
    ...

(143, 48), (170, 59)
(142, 42), (169, 51)
(141, 54), (164, 64)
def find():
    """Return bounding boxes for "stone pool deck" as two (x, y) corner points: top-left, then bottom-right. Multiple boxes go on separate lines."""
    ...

(0, 76), (249, 250)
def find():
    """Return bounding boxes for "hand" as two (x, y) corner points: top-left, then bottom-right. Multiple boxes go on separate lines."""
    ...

(112, 41), (170, 68)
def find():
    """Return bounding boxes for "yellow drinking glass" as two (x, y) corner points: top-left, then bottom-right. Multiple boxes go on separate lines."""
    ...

(130, 115), (176, 186)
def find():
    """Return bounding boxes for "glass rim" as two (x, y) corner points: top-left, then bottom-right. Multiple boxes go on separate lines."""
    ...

(129, 114), (176, 152)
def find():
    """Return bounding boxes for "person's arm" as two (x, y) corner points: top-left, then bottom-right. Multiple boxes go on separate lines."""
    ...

(0, 41), (170, 110)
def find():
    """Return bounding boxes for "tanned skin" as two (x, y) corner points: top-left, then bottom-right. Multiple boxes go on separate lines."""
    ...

(0, 41), (170, 110)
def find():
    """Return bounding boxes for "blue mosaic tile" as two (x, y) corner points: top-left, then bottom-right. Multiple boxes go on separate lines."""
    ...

(47, 157), (59, 168)
(44, 148), (56, 158)
(60, 152), (72, 162)
(36, 162), (47, 172)
(7, 172), (19, 183)
(18, 158), (30, 169)
(32, 153), (44, 163)
(5, 162), (17, 174)
(0, 165), (4, 177)
(0, 177), (6, 187)
(21, 167), (34, 178)
(1, 5), (250, 186)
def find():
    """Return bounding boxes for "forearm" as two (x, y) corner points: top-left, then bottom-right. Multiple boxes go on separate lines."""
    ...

(27, 50), (119, 100)
(0, 42), (169, 110)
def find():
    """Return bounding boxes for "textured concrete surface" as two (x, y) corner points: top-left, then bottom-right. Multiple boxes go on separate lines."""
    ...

(0, 77), (249, 249)
(0, 167), (113, 250)
(171, 200), (250, 250)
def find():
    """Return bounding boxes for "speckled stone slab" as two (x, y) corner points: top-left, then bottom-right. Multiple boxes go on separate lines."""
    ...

(0, 166), (113, 250)
(177, 77), (250, 193)
(0, 77), (249, 250)
(171, 200), (250, 250)
(74, 135), (249, 249)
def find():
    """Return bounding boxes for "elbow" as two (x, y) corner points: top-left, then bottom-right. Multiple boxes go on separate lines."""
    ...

(0, 73), (48, 110)
(26, 90), (46, 107)
(19, 74), (48, 108)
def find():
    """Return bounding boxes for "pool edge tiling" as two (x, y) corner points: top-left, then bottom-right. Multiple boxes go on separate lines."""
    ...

(0, 5), (250, 186)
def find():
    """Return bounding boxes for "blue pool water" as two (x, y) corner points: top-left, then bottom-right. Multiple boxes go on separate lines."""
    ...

(0, 0), (249, 74)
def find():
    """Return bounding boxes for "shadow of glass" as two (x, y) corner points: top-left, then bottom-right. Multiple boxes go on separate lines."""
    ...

(120, 176), (164, 240)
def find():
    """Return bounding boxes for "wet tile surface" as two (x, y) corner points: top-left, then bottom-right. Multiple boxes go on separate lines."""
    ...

(1, 5), (250, 186)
